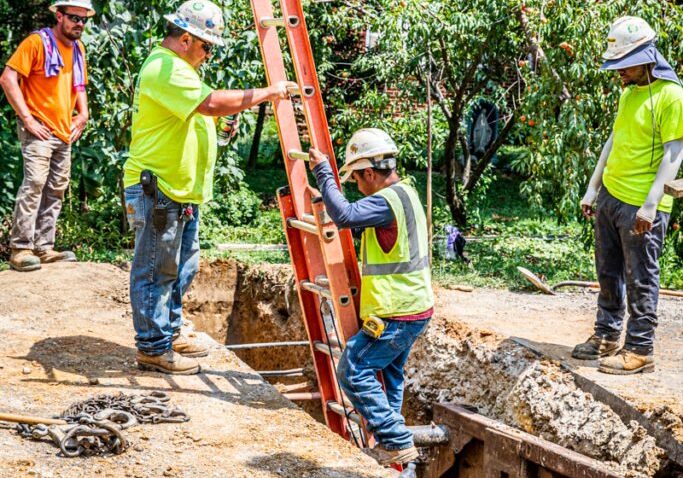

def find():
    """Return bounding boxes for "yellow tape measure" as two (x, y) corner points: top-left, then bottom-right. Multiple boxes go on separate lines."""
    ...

(362, 316), (386, 339)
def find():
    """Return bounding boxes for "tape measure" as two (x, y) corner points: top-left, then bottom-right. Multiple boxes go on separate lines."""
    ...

(361, 316), (386, 339)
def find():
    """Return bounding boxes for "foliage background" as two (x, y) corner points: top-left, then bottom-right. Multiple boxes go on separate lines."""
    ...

(1, 0), (683, 287)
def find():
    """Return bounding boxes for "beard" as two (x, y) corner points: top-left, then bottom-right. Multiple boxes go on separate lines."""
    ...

(60, 24), (83, 41)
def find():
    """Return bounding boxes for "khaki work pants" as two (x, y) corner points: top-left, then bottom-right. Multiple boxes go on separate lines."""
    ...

(9, 121), (71, 252)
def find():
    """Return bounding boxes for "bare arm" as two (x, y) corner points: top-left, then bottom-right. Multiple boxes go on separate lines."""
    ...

(196, 80), (297, 117)
(70, 89), (89, 143)
(580, 132), (614, 218)
(633, 139), (683, 233)
(0, 66), (51, 140)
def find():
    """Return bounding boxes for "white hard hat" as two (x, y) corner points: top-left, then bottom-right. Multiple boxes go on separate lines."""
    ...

(164, 0), (226, 47)
(602, 16), (656, 61)
(339, 128), (399, 183)
(49, 0), (96, 17)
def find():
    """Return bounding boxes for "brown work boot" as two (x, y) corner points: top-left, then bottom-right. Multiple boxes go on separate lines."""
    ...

(571, 335), (620, 360)
(362, 445), (420, 466)
(598, 349), (654, 375)
(172, 330), (210, 357)
(9, 249), (41, 272)
(34, 249), (77, 264)
(136, 349), (200, 375)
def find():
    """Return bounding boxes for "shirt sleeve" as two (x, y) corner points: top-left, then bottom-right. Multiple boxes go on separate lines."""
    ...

(140, 56), (213, 122)
(659, 87), (683, 144)
(5, 34), (41, 78)
(313, 161), (395, 229)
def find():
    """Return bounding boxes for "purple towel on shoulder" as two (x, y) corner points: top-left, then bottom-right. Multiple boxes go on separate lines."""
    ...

(34, 27), (86, 92)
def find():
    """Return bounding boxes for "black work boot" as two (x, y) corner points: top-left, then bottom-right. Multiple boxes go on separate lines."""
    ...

(572, 334), (620, 360)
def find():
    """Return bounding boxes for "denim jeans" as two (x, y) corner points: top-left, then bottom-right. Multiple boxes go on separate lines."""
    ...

(594, 188), (669, 355)
(125, 184), (200, 355)
(337, 318), (429, 450)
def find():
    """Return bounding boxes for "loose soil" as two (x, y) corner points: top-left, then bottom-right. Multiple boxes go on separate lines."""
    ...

(191, 261), (683, 478)
(0, 262), (391, 478)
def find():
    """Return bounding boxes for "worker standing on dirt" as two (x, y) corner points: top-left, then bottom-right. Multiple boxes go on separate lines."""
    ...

(123, 0), (296, 375)
(573, 17), (683, 375)
(0, 0), (94, 272)
(308, 128), (434, 466)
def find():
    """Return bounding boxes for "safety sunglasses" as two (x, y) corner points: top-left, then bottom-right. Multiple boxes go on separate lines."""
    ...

(62, 13), (89, 24)
(193, 36), (213, 55)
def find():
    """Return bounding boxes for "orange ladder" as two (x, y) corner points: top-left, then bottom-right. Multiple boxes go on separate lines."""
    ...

(249, 0), (372, 448)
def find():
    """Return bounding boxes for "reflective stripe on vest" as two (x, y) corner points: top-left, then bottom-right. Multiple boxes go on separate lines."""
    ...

(362, 184), (429, 276)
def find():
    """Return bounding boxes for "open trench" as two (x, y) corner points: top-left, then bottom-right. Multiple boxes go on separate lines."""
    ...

(184, 259), (682, 478)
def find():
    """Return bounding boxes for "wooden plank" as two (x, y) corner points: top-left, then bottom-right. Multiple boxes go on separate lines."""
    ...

(665, 178), (683, 198)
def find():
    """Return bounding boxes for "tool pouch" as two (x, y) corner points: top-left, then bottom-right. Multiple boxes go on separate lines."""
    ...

(140, 170), (167, 232)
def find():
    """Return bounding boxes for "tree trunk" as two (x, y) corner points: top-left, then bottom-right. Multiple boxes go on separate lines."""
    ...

(247, 103), (267, 171)
(443, 126), (468, 228)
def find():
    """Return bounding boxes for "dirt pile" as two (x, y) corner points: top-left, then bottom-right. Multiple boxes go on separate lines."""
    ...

(406, 317), (663, 476)
(200, 261), (680, 477)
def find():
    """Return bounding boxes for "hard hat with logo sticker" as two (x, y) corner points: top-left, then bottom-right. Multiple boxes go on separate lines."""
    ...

(339, 128), (399, 183)
(602, 16), (656, 61)
(164, 0), (226, 46)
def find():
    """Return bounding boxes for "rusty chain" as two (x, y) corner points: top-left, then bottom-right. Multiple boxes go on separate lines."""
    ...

(16, 391), (189, 457)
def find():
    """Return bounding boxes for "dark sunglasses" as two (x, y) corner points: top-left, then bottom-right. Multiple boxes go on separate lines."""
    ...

(63, 13), (89, 25)
(190, 35), (213, 55)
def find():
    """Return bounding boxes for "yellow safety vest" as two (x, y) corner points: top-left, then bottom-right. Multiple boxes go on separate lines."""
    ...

(360, 179), (434, 319)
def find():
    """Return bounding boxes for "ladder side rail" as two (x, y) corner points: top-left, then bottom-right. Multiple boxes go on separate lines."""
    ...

(276, 189), (350, 439)
(279, 0), (363, 337)
(251, 0), (309, 219)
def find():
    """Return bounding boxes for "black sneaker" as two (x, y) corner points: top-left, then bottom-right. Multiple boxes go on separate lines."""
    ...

(571, 335), (619, 360)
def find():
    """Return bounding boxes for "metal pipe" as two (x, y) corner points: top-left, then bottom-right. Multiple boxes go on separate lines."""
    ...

(283, 392), (321, 401)
(407, 424), (450, 447)
(257, 368), (305, 377)
(279, 382), (312, 393)
(225, 341), (309, 350)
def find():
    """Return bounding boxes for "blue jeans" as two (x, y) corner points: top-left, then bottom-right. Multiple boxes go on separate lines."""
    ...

(337, 318), (429, 450)
(594, 188), (669, 355)
(125, 184), (200, 355)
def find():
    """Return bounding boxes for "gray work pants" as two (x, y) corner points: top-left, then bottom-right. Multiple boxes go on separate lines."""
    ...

(594, 188), (669, 355)
(9, 121), (71, 252)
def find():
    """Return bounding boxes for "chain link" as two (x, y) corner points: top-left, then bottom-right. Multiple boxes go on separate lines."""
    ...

(16, 391), (189, 457)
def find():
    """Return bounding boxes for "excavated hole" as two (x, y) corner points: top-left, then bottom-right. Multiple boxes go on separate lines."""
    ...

(186, 259), (683, 478)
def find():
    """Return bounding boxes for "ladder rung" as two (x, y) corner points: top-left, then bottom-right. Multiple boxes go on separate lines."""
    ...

(259, 16), (300, 28)
(287, 217), (337, 240)
(302, 213), (316, 225)
(283, 391), (321, 401)
(315, 275), (330, 287)
(313, 340), (342, 359)
(287, 85), (316, 97)
(287, 149), (309, 161)
(300, 280), (332, 299)
(327, 401), (362, 425)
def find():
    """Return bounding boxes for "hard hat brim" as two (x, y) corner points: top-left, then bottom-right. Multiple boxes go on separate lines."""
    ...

(49, 3), (96, 16)
(600, 43), (655, 70)
(339, 158), (375, 183)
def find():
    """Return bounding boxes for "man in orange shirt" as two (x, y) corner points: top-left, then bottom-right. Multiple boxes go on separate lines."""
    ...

(0, 0), (93, 271)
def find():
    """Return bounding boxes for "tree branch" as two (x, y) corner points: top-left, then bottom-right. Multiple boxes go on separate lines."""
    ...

(516, 8), (571, 102)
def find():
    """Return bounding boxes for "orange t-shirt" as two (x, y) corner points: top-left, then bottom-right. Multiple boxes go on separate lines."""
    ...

(5, 32), (88, 144)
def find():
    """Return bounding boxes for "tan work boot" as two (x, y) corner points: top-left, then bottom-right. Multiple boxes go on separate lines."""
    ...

(34, 249), (77, 264)
(598, 349), (654, 375)
(9, 249), (41, 272)
(571, 334), (620, 360)
(362, 445), (420, 466)
(172, 330), (210, 357)
(136, 349), (200, 375)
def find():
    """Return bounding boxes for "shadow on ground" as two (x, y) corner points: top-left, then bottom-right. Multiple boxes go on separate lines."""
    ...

(248, 452), (385, 478)
(12, 335), (294, 411)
